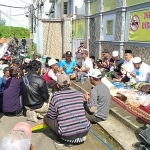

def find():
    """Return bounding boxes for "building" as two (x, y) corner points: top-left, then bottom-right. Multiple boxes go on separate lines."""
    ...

(83, 0), (150, 64)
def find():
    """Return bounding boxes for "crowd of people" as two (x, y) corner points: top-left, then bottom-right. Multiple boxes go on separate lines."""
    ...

(0, 40), (150, 149)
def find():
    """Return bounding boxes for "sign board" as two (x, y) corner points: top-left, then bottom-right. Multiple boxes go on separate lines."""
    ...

(129, 9), (150, 42)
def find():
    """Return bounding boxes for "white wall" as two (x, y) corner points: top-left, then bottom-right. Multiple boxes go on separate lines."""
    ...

(36, 21), (43, 55)
(73, 0), (85, 15)
(55, 4), (61, 18)
(102, 14), (116, 41)
(42, 0), (52, 19)
(72, 39), (84, 58)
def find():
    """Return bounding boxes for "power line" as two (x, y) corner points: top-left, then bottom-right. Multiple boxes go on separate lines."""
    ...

(1, 12), (28, 27)
(2, 12), (28, 16)
(0, 4), (25, 9)
(11, 0), (25, 7)
(20, 0), (30, 5)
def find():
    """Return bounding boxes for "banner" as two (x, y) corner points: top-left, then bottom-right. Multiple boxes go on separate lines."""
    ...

(129, 9), (150, 41)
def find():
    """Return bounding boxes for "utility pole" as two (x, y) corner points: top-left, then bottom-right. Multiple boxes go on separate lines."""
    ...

(9, 8), (11, 37)
(0, 10), (1, 25)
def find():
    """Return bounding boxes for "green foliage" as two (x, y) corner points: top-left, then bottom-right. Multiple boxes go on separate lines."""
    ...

(28, 43), (37, 58)
(0, 26), (30, 39)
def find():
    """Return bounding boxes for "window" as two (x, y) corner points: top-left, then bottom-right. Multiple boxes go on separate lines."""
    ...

(106, 20), (114, 35)
(64, 2), (68, 14)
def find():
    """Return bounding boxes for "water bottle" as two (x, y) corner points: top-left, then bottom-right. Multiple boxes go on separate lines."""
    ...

(81, 75), (84, 84)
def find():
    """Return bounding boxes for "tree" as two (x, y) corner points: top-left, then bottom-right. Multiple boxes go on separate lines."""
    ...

(0, 18), (6, 26)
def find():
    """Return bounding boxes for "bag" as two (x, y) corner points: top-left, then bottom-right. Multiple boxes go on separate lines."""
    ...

(47, 80), (56, 88)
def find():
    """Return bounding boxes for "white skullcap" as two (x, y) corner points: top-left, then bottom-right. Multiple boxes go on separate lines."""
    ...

(112, 51), (119, 57)
(133, 57), (142, 63)
(24, 58), (31, 64)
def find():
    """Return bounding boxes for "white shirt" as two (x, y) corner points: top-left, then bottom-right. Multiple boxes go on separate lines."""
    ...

(132, 62), (150, 83)
(122, 58), (134, 73)
(48, 69), (57, 81)
(81, 57), (93, 75)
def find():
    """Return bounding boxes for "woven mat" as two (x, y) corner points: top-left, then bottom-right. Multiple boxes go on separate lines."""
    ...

(111, 96), (150, 124)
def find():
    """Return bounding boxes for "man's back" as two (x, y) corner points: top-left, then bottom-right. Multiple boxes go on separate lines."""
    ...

(21, 73), (49, 109)
(47, 89), (90, 138)
(88, 82), (111, 120)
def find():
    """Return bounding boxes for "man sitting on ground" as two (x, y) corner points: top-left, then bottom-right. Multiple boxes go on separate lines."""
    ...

(116, 49), (134, 82)
(44, 74), (90, 144)
(108, 50), (124, 79)
(84, 69), (111, 123)
(129, 57), (150, 84)
(60, 51), (76, 79)
(76, 49), (93, 78)
(21, 60), (49, 122)
(101, 49), (111, 72)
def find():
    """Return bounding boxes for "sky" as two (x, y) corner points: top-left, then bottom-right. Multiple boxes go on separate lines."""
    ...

(0, 0), (31, 28)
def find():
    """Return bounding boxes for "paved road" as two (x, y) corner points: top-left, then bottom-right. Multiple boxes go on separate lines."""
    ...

(0, 112), (117, 150)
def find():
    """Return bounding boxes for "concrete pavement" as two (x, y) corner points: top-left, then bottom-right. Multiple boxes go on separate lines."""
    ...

(0, 112), (121, 150)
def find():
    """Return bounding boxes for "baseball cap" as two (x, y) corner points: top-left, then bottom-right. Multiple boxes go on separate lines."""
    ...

(48, 59), (58, 66)
(81, 49), (88, 55)
(133, 57), (142, 63)
(102, 49), (109, 54)
(89, 69), (101, 78)
(0, 122), (32, 150)
(57, 74), (70, 86)
(66, 51), (72, 56)
(112, 51), (119, 57)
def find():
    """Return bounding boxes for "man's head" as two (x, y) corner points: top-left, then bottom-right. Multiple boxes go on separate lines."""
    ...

(29, 60), (41, 74)
(81, 49), (88, 59)
(10, 66), (19, 77)
(45, 57), (51, 67)
(57, 74), (70, 89)
(80, 41), (84, 47)
(24, 58), (31, 66)
(124, 49), (133, 61)
(112, 50), (119, 61)
(65, 51), (72, 62)
(102, 49), (110, 58)
(90, 56), (95, 63)
(48, 59), (58, 71)
(12, 58), (20, 67)
(96, 59), (102, 67)
(133, 57), (142, 69)
(89, 69), (101, 85)
(0, 122), (31, 150)
(3, 67), (10, 78)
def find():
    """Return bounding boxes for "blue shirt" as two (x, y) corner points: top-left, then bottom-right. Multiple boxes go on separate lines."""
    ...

(60, 59), (76, 75)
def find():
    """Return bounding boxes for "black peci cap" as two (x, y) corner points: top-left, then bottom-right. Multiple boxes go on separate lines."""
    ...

(124, 49), (132, 54)
(66, 51), (72, 56)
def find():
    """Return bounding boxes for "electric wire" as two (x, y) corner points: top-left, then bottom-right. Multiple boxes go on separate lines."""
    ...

(0, 4), (25, 9)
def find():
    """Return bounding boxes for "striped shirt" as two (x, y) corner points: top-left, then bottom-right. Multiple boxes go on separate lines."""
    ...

(47, 89), (90, 138)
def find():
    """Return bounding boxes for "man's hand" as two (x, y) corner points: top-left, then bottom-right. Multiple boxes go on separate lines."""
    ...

(110, 62), (116, 67)
(130, 72), (136, 78)
(84, 92), (90, 102)
(58, 68), (63, 74)
(121, 68), (126, 75)
(90, 106), (96, 113)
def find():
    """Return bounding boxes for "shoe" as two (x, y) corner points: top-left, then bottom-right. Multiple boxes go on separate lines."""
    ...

(26, 110), (31, 121)
(54, 139), (66, 147)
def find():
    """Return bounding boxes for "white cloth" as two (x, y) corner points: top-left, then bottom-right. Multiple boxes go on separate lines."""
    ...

(122, 58), (134, 77)
(132, 62), (150, 83)
(81, 57), (93, 75)
(0, 43), (9, 59)
(48, 69), (57, 81)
